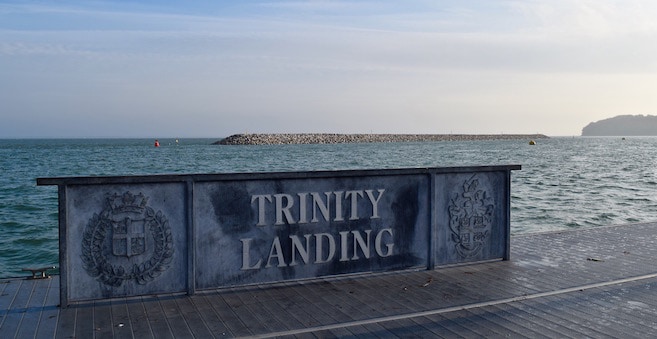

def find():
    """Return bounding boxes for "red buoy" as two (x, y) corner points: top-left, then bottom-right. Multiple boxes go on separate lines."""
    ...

(154, 139), (160, 147)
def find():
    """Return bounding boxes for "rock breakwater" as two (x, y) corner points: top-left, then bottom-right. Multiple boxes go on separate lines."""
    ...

(214, 133), (548, 145)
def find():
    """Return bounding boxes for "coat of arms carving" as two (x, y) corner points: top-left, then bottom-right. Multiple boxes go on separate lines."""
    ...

(448, 175), (494, 258)
(81, 192), (174, 287)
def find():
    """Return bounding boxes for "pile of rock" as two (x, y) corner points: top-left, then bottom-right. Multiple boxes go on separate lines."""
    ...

(214, 133), (548, 145)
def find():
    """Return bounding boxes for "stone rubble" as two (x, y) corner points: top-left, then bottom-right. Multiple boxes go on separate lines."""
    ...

(213, 133), (548, 145)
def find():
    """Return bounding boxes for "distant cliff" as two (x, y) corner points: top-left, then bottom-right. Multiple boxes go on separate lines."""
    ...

(582, 115), (657, 136)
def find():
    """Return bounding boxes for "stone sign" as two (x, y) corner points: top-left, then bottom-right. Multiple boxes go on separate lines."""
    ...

(38, 165), (520, 306)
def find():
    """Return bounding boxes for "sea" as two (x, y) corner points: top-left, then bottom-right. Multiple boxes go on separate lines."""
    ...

(1, 136), (656, 278)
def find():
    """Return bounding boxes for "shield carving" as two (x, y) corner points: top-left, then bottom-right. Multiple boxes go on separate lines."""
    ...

(81, 191), (174, 287)
(449, 175), (494, 259)
(112, 216), (146, 258)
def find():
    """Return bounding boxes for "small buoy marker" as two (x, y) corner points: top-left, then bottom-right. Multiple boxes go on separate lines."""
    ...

(154, 139), (160, 147)
(529, 140), (536, 145)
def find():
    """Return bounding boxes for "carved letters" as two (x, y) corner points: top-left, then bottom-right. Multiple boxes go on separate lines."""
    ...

(241, 188), (394, 270)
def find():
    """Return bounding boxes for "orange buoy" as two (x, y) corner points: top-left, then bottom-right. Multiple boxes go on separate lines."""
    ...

(154, 139), (160, 147)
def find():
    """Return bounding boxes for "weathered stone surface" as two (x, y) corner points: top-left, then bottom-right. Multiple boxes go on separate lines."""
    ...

(63, 185), (187, 301)
(194, 175), (430, 289)
(214, 133), (549, 145)
(38, 165), (520, 305)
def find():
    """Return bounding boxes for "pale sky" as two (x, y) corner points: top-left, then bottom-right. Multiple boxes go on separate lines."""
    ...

(2, 0), (657, 138)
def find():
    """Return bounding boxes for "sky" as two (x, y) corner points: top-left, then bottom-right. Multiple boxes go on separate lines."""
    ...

(2, 0), (657, 138)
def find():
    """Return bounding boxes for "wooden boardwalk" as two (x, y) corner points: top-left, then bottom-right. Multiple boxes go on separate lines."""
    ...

(3, 222), (657, 338)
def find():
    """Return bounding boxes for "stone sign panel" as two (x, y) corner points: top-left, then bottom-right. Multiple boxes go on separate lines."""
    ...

(58, 183), (188, 302)
(193, 175), (430, 289)
(38, 165), (519, 306)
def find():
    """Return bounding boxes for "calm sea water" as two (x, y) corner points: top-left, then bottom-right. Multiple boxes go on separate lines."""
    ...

(1, 137), (656, 278)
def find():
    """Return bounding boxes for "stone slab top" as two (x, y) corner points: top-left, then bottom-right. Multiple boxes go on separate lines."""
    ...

(36, 165), (522, 186)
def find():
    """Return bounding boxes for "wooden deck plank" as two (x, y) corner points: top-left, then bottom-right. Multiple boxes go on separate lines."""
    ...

(323, 326), (359, 338)
(54, 305), (76, 339)
(470, 299), (551, 338)
(35, 277), (59, 338)
(142, 296), (174, 339)
(481, 303), (568, 338)
(434, 313), (516, 339)
(190, 292), (236, 337)
(614, 282), (657, 332)
(352, 273), (424, 315)
(0, 280), (15, 328)
(92, 300), (114, 338)
(264, 283), (332, 332)
(326, 324), (375, 337)
(418, 312), (483, 338)
(404, 269), (494, 309)
(454, 267), (592, 337)
(569, 286), (656, 337)
(0, 279), (9, 298)
(439, 265), (513, 301)
(511, 298), (610, 338)
(455, 308), (538, 338)
(7, 222), (657, 337)
(468, 302), (579, 338)
(296, 279), (368, 324)
(448, 310), (524, 338)
(408, 315), (466, 338)
(124, 297), (155, 339)
(15, 277), (50, 339)
(288, 281), (344, 326)
(259, 282), (325, 329)
(230, 285), (288, 334)
(159, 295), (195, 338)
(219, 289), (262, 337)
(110, 298), (136, 339)
(514, 295), (614, 338)
(378, 317), (439, 338)
(300, 280), (386, 335)
(454, 307), (553, 339)
(201, 291), (246, 337)
(343, 272), (430, 316)
(174, 294), (215, 338)
(542, 291), (651, 338)
(0, 279), (35, 338)
(323, 279), (389, 321)
(595, 280), (657, 331)
(357, 322), (398, 338)
(323, 280), (378, 321)
(254, 284), (313, 331)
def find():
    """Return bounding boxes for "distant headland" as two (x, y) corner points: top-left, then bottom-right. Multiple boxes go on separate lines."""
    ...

(214, 133), (549, 145)
(582, 115), (657, 136)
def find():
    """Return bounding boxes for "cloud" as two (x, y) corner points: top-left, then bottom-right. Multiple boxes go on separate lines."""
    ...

(511, 0), (657, 35)
(2, 1), (657, 137)
(4, 1), (657, 74)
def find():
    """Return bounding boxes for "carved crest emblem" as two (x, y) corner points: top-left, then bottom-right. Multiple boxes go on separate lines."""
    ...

(448, 175), (494, 258)
(81, 192), (174, 287)
(112, 216), (146, 258)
